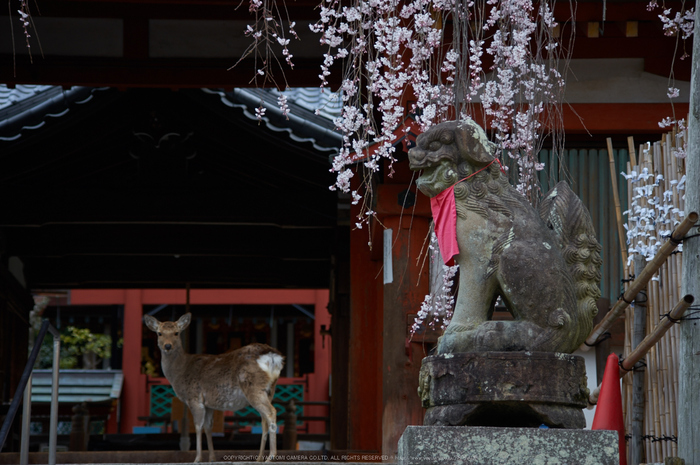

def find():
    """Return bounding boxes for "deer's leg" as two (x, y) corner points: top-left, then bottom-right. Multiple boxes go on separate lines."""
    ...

(189, 402), (207, 463)
(244, 390), (277, 462)
(265, 388), (277, 462)
(203, 407), (216, 462)
(258, 415), (269, 463)
(263, 402), (278, 463)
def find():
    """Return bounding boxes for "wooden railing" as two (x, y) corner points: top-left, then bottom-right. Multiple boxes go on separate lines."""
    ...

(138, 399), (330, 450)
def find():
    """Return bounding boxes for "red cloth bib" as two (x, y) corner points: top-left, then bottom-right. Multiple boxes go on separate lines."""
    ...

(430, 187), (459, 266)
(429, 157), (503, 265)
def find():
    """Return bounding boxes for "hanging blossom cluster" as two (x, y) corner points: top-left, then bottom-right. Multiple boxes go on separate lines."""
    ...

(13, 0), (35, 62)
(310, 0), (457, 223)
(233, 0), (299, 104)
(18, 2), (31, 45)
(477, 0), (564, 198)
(650, 0), (693, 130)
(308, 0), (568, 334)
(622, 133), (687, 265)
(648, 0), (695, 42)
(410, 234), (459, 337)
(658, 85), (685, 134)
(311, 0), (568, 225)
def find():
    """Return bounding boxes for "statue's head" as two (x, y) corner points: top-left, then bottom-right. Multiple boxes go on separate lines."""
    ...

(408, 119), (498, 198)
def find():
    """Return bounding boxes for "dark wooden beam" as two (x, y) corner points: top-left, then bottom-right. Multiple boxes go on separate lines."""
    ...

(0, 57), (338, 89)
(17, 0), (322, 20)
(123, 17), (149, 60)
(554, 0), (689, 22)
(2, 223), (334, 259)
(21, 254), (331, 289)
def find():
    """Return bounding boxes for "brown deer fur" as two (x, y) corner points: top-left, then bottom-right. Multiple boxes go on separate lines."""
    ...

(144, 313), (284, 463)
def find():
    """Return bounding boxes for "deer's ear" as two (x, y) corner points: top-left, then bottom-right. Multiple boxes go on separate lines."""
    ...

(143, 315), (159, 333)
(177, 313), (192, 331)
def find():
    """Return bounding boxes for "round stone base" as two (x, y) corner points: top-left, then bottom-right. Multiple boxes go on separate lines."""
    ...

(418, 351), (590, 429)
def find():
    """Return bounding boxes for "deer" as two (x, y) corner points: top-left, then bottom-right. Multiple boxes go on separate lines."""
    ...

(144, 312), (284, 463)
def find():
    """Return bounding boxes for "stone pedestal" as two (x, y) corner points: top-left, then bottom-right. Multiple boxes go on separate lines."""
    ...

(419, 352), (589, 429)
(398, 426), (619, 465)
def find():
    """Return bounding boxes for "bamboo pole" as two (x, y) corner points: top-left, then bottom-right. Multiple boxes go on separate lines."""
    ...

(650, 344), (663, 460)
(646, 281), (659, 462)
(660, 132), (684, 459)
(628, 136), (637, 167)
(622, 299), (633, 431)
(622, 160), (635, 454)
(662, 263), (678, 446)
(607, 137), (629, 275)
(672, 251), (682, 390)
(581, 212), (699, 350)
(641, 142), (658, 462)
(630, 256), (647, 465)
(644, 374), (653, 462)
(589, 294), (695, 405)
(621, 295), (694, 373)
(658, 355), (669, 459)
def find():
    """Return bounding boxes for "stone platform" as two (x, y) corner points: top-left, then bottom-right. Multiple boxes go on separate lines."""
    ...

(419, 352), (590, 429)
(398, 426), (618, 465)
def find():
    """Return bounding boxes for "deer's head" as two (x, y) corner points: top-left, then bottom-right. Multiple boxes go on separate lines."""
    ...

(144, 312), (192, 355)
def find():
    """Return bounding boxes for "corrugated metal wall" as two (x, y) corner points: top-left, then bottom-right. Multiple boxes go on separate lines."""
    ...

(537, 148), (630, 303)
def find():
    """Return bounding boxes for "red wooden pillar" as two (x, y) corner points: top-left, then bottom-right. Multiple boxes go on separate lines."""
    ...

(307, 290), (331, 434)
(70, 289), (148, 433)
(377, 184), (431, 457)
(346, 189), (383, 452)
(122, 289), (148, 433)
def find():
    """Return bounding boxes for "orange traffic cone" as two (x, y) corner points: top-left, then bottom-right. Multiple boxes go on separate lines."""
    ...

(592, 353), (627, 465)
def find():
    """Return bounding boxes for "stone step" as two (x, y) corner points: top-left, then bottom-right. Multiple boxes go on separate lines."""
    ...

(398, 426), (619, 465)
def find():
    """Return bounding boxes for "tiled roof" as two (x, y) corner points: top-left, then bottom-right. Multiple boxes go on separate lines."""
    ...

(0, 84), (342, 154)
(0, 85), (108, 141)
(203, 87), (342, 154)
(276, 87), (343, 121)
(0, 85), (54, 110)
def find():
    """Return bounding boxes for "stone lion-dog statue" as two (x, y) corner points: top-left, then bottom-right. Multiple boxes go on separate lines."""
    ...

(408, 119), (602, 354)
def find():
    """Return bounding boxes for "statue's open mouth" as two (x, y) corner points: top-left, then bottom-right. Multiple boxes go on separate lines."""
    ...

(415, 161), (456, 198)
(415, 166), (438, 196)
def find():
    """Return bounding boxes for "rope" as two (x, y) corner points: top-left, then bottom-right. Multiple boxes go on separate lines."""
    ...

(619, 356), (646, 372)
(671, 307), (700, 321)
(624, 434), (678, 443)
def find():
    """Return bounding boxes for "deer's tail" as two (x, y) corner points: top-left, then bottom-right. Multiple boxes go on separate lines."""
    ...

(257, 352), (285, 380)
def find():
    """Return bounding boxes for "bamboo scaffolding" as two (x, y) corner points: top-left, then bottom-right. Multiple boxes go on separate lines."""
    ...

(591, 290), (693, 460)
(607, 130), (692, 463)
(581, 211), (699, 350)
(589, 295), (694, 404)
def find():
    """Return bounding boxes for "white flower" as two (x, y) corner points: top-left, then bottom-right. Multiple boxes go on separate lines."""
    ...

(254, 105), (266, 122)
